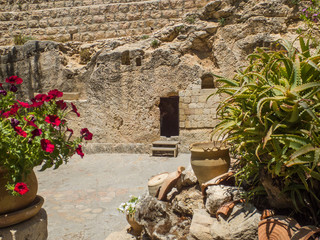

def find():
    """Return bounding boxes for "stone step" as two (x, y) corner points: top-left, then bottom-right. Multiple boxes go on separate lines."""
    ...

(151, 146), (178, 157)
(152, 140), (179, 148)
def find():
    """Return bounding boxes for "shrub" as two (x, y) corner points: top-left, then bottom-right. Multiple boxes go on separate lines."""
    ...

(150, 39), (160, 48)
(211, 37), (320, 223)
(80, 49), (91, 64)
(13, 34), (34, 45)
(185, 15), (196, 24)
(141, 35), (150, 40)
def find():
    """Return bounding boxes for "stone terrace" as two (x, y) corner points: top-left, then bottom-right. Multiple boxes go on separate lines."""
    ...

(0, 0), (209, 46)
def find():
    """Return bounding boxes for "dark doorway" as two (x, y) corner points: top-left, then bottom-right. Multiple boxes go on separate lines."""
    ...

(159, 96), (179, 137)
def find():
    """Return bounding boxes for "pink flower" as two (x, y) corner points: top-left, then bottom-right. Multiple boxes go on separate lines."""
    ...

(14, 182), (29, 195)
(45, 115), (61, 126)
(76, 144), (84, 158)
(6, 76), (23, 85)
(71, 103), (80, 117)
(14, 126), (27, 137)
(41, 139), (55, 153)
(48, 89), (63, 98)
(80, 128), (93, 140)
(2, 103), (20, 117)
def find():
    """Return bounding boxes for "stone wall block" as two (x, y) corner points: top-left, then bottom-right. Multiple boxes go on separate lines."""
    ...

(93, 15), (105, 23)
(48, 19), (60, 27)
(90, 5), (101, 15)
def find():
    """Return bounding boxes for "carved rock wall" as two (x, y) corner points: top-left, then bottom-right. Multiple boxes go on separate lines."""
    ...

(0, 0), (209, 46)
(0, 0), (305, 153)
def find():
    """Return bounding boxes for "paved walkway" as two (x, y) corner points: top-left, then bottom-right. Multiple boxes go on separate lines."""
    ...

(36, 153), (191, 240)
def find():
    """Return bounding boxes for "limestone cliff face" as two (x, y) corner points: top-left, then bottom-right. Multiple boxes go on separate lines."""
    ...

(0, 0), (304, 153)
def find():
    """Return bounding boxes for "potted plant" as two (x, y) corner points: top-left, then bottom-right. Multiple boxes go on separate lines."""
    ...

(0, 76), (93, 223)
(118, 195), (143, 236)
(211, 37), (320, 224)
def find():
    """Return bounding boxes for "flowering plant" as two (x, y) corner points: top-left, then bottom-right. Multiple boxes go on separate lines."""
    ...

(118, 195), (141, 215)
(0, 76), (93, 195)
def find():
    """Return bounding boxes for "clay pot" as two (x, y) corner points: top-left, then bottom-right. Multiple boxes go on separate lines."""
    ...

(190, 142), (230, 185)
(126, 213), (143, 236)
(0, 167), (38, 215)
(148, 172), (169, 197)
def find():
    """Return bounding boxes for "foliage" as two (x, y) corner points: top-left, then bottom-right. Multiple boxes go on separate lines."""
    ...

(211, 37), (320, 222)
(185, 15), (196, 24)
(141, 35), (150, 40)
(150, 39), (160, 48)
(80, 49), (91, 64)
(0, 76), (93, 195)
(300, 0), (320, 24)
(118, 195), (140, 215)
(13, 34), (35, 45)
(218, 17), (226, 26)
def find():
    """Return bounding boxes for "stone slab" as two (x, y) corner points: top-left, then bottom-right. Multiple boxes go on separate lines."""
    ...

(0, 208), (48, 240)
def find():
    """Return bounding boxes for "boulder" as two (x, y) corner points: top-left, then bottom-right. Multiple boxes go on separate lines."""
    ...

(205, 185), (244, 215)
(189, 209), (214, 240)
(210, 203), (261, 240)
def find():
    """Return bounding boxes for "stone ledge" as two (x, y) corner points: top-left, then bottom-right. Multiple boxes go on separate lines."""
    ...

(0, 208), (48, 240)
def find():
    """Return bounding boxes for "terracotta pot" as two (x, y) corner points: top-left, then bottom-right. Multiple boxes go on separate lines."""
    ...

(190, 142), (230, 185)
(126, 213), (143, 236)
(148, 172), (169, 197)
(0, 167), (38, 215)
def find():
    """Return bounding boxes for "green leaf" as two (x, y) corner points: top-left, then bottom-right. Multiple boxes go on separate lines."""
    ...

(290, 144), (316, 161)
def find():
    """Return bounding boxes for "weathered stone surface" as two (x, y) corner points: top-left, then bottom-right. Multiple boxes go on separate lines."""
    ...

(135, 195), (191, 240)
(189, 209), (214, 240)
(171, 186), (204, 216)
(180, 165), (197, 187)
(210, 203), (261, 240)
(0, 208), (48, 240)
(205, 185), (244, 215)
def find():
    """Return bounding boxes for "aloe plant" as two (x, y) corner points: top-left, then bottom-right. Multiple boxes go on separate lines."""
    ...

(211, 37), (320, 223)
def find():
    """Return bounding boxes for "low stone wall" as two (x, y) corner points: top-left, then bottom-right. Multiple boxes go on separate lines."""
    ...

(0, 0), (210, 46)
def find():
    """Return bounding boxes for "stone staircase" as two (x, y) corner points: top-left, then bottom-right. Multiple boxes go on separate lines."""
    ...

(151, 140), (179, 157)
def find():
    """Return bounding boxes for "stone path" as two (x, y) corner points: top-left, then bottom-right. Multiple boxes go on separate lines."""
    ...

(36, 153), (190, 240)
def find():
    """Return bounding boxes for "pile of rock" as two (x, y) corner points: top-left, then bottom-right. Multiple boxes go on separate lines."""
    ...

(135, 166), (261, 240)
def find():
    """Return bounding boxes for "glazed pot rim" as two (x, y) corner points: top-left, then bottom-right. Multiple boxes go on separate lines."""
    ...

(189, 141), (229, 152)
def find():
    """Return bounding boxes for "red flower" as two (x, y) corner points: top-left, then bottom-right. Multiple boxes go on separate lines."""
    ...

(45, 115), (61, 126)
(41, 139), (55, 153)
(71, 103), (80, 117)
(14, 126), (27, 137)
(42, 94), (53, 102)
(17, 100), (32, 108)
(14, 182), (29, 195)
(56, 100), (67, 110)
(34, 94), (46, 101)
(80, 128), (93, 140)
(48, 89), (63, 98)
(2, 104), (21, 118)
(30, 101), (44, 108)
(24, 116), (38, 128)
(6, 76), (23, 85)
(31, 128), (42, 138)
(76, 144), (84, 158)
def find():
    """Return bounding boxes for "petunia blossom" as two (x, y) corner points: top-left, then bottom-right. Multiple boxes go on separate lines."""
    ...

(10, 118), (20, 127)
(71, 102), (80, 117)
(10, 85), (18, 92)
(31, 128), (42, 138)
(56, 100), (67, 110)
(17, 100), (32, 108)
(0, 90), (7, 96)
(41, 139), (55, 153)
(76, 144), (84, 158)
(80, 128), (93, 140)
(14, 182), (29, 195)
(14, 126), (27, 137)
(2, 103), (21, 117)
(24, 116), (38, 128)
(45, 115), (61, 126)
(48, 89), (63, 98)
(5, 76), (23, 85)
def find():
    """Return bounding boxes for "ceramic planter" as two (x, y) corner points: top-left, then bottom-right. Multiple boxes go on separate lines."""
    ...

(126, 213), (143, 236)
(0, 167), (41, 227)
(190, 142), (230, 185)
